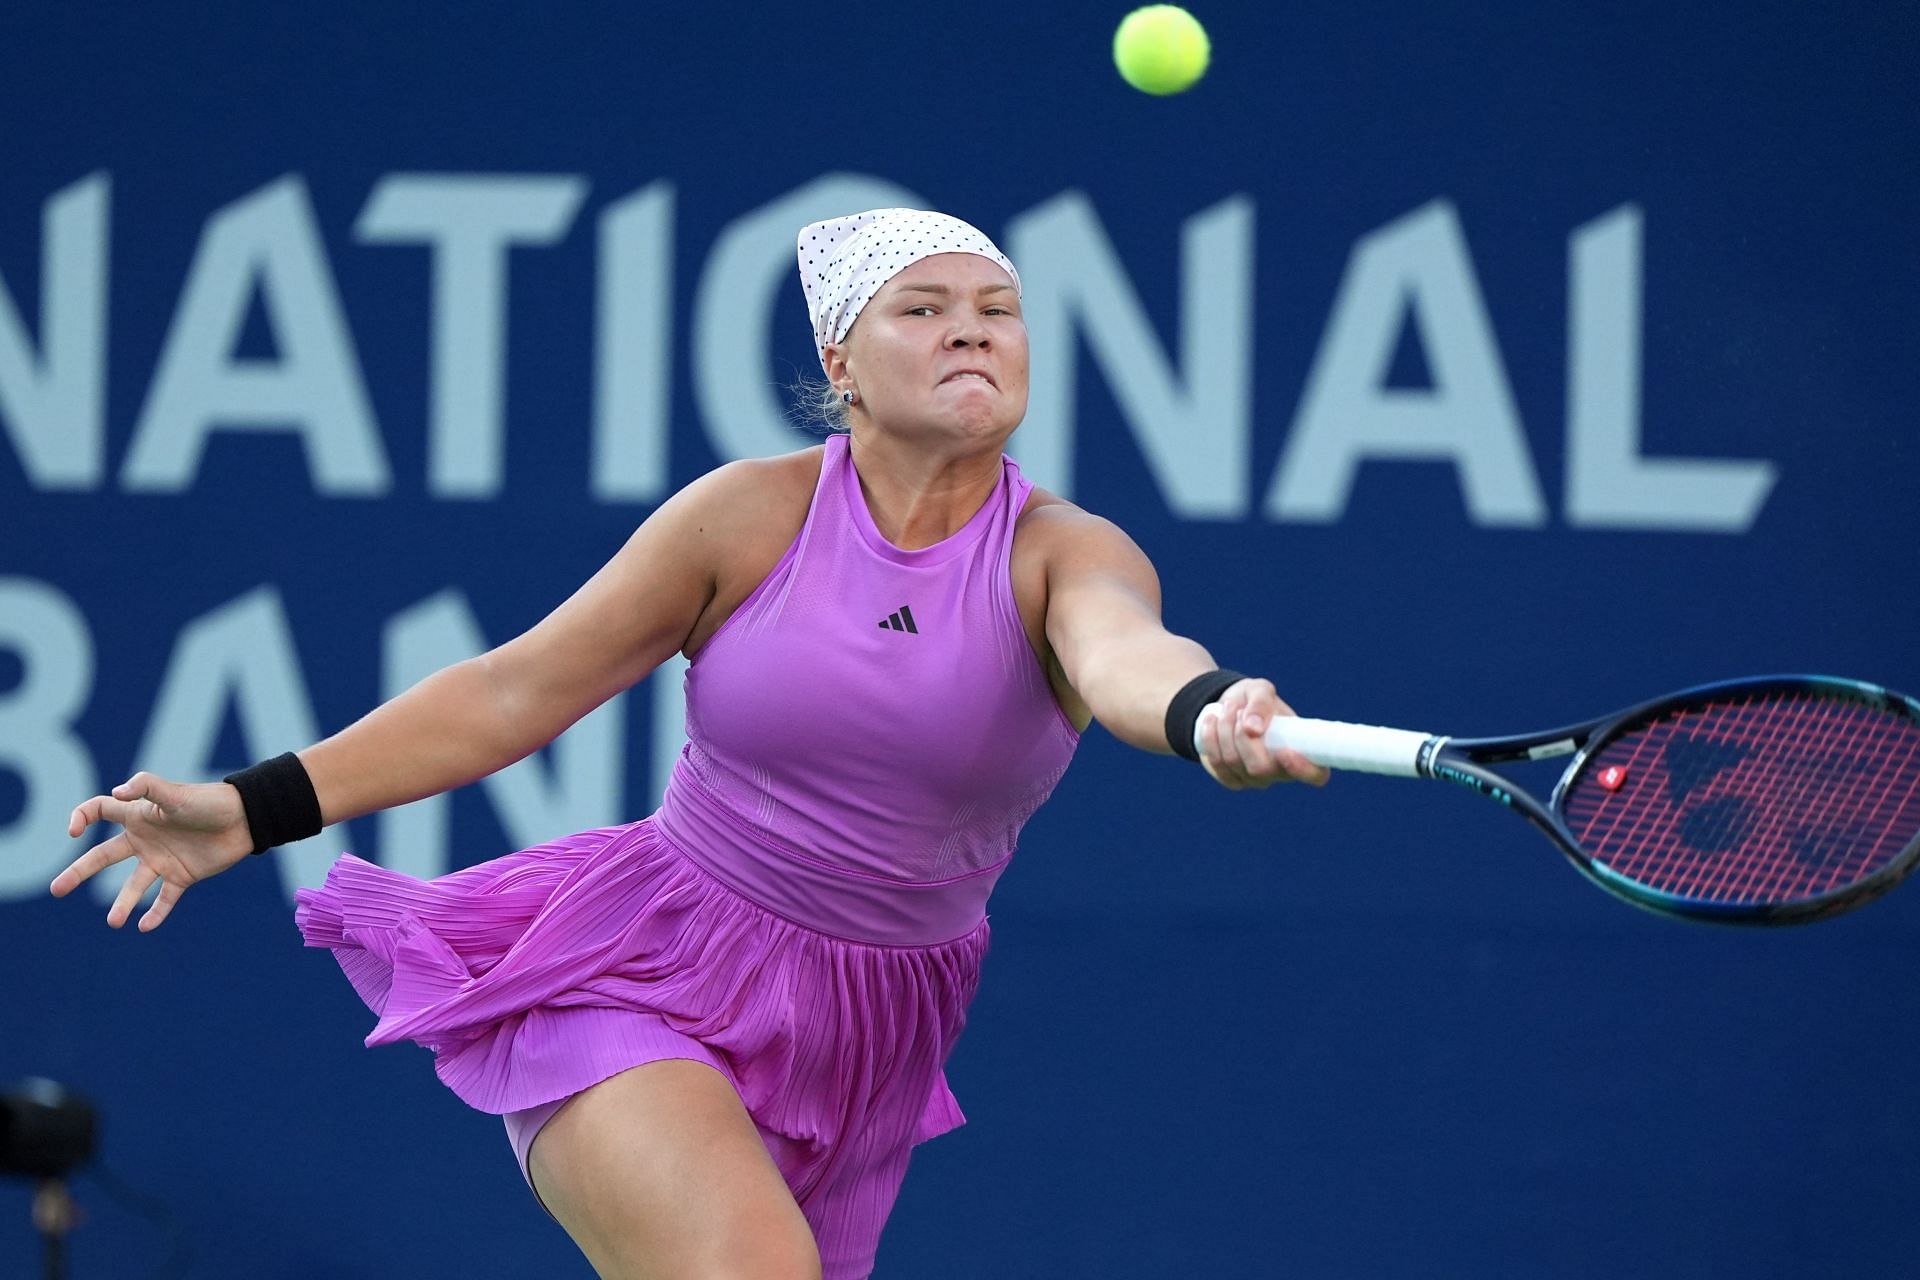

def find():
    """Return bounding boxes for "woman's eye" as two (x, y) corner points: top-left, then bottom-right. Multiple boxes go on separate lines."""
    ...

(903, 303), (1016, 317)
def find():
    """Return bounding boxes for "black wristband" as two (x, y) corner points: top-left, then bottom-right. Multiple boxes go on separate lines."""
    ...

(1165, 669), (1251, 762)
(222, 753), (323, 855)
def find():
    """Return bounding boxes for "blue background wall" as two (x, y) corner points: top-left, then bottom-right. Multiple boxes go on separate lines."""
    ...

(4, 2), (1916, 1275)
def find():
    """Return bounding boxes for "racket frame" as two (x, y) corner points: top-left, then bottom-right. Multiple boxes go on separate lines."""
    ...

(1349, 675), (1920, 925)
(1543, 674), (1920, 924)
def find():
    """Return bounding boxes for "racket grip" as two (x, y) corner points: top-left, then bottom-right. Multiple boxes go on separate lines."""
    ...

(1195, 708), (1431, 776)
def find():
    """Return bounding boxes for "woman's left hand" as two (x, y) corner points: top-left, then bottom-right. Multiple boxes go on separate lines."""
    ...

(1194, 677), (1331, 791)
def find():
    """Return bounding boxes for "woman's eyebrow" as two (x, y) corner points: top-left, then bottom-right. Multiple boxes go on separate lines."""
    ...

(894, 283), (1017, 296)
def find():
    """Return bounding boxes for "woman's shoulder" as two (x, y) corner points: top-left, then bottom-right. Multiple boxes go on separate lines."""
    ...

(631, 444), (826, 583)
(667, 444), (825, 538)
(1014, 485), (1138, 551)
(673, 445), (829, 657)
(695, 444), (825, 502)
(1010, 486), (1158, 623)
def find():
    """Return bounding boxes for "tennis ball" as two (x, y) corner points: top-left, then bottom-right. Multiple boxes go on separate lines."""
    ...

(1113, 5), (1211, 96)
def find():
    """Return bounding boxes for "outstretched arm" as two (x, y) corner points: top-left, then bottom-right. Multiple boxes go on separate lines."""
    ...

(298, 463), (731, 825)
(54, 456), (781, 929)
(1034, 507), (1328, 791)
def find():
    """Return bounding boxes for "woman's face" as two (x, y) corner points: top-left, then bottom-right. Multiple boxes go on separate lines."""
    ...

(829, 252), (1029, 451)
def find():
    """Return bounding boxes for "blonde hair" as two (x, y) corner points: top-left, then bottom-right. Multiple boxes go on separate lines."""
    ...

(785, 372), (851, 436)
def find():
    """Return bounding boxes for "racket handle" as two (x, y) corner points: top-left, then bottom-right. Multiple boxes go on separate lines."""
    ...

(1196, 708), (1432, 777)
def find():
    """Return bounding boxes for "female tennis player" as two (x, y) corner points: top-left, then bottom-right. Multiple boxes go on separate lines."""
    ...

(52, 209), (1326, 1280)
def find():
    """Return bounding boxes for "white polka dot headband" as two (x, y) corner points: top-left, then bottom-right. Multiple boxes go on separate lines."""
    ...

(797, 209), (1021, 373)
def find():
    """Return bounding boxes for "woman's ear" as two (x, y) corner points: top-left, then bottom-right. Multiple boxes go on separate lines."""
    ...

(822, 342), (853, 397)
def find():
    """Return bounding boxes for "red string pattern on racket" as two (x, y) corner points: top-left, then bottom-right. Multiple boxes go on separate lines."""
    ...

(1559, 689), (1920, 907)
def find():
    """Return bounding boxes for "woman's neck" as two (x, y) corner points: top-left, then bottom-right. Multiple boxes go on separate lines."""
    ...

(846, 430), (1004, 549)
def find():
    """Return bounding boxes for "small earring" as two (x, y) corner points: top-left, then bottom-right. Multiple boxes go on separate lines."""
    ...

(841, 389), (857, 405)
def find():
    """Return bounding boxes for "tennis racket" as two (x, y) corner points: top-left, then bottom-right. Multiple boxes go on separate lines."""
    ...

(1202, 675), (1920, 924)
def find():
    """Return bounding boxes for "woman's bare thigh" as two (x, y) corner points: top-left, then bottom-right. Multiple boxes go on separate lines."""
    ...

(527, 1059), (820, 1280)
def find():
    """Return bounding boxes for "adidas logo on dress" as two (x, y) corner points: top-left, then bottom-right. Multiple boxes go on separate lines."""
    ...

(877, 605), (919, 634)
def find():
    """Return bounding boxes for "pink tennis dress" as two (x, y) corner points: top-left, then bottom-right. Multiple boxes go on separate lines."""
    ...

(293, 433), (1080, 1279)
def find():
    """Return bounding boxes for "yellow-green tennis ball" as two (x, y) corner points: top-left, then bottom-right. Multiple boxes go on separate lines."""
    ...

(1113, 5), (1211, 96)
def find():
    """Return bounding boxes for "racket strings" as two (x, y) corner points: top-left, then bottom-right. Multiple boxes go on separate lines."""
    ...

(1562, 689), (1920, 907)
(1688, 695), (1841, 903)
(1716, 693), (1911, 899)
(1762, 697), (1920, 887)
(1579, 714), (1672, 876)
(1700, 692), (1920, 901)
(1706, 695), (1885, 901)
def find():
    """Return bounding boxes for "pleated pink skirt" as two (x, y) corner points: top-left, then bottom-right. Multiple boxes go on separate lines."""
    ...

(292, 818), (988, 1278)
